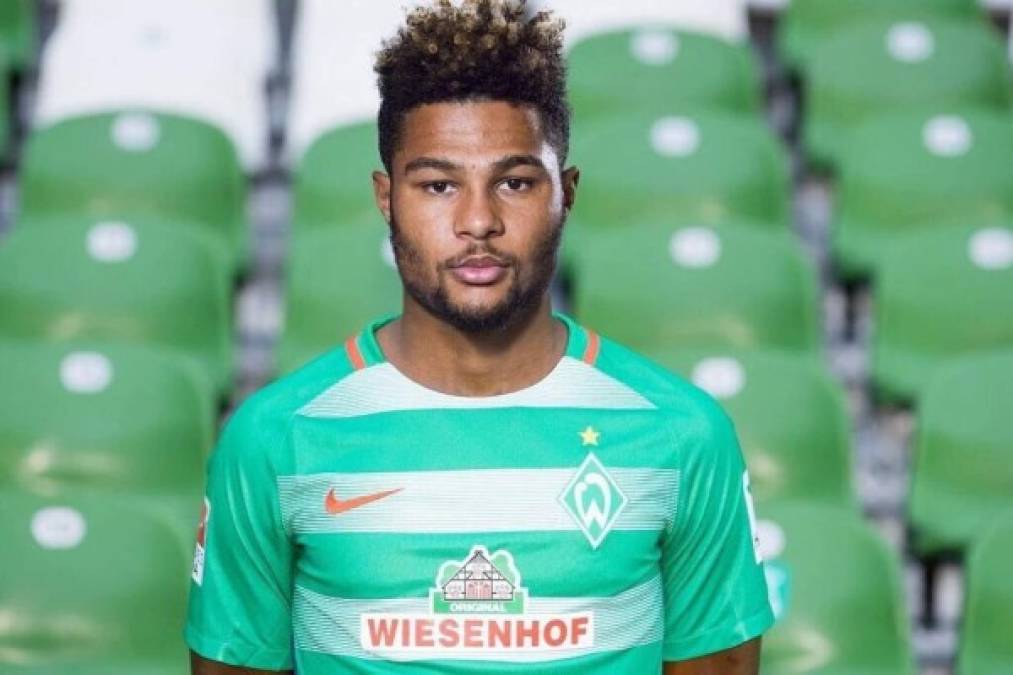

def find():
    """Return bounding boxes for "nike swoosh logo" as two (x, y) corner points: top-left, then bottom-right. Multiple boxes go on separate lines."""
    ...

(325, 487), (402, 515)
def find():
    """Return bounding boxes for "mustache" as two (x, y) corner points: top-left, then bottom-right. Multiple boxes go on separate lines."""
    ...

(440, 244), (519, 270)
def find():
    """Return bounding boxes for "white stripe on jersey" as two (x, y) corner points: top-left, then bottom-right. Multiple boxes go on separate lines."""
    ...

(278, 467), (679, 535)
(297, 356), (657, 418)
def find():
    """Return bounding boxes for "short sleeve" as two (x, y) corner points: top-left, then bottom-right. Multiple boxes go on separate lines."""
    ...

(183, 399), (295, 670)
(661, 405), (774, 661)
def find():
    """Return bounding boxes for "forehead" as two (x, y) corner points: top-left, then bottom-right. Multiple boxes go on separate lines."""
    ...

(396, 100), (552, 168)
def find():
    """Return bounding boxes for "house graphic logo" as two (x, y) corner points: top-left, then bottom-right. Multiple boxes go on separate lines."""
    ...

(432, 546), (526, 614)
(360, 545), (594, 656)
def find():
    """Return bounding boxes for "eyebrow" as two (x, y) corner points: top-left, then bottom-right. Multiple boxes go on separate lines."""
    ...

(492, 154), (547, 173)
(402, 154), (547, 176)
(403, 157), (461, 175)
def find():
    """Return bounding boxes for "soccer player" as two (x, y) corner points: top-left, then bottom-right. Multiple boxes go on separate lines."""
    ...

(186, 1), (773, 673)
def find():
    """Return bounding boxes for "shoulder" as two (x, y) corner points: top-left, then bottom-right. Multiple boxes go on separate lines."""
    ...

(215, 344), (359, 465)
(591, 332), (735, 446)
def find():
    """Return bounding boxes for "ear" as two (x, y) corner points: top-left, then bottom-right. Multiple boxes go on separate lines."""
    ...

(372, 170), (392, 224)
(561, 165), (580, 215)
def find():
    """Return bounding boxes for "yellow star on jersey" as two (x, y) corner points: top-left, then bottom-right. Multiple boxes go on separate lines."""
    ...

(579, 425), (600, 446)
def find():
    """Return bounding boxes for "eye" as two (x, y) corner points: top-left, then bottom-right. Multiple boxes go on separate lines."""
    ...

(425, 181), (453, 195)
(502, 178), (533, 192)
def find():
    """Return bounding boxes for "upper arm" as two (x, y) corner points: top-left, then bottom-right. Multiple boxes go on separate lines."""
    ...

(660, 405), (774, 661)
(663, 637), (761, 675)
(191, 650), (293, 675)
(183, 400), (296, 671)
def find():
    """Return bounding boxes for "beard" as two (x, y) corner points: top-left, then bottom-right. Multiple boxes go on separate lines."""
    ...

(388, 208), (564, 334)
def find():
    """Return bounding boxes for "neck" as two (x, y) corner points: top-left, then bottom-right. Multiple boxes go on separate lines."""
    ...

(375, 295), (567, 397)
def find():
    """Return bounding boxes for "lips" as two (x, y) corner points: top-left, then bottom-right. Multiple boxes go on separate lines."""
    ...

(450, 255), (509, 285)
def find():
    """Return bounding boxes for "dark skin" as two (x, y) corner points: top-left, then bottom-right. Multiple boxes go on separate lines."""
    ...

(191, 100), (761, 675)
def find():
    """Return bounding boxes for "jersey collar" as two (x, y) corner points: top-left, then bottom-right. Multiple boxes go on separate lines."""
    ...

(350, 311), (596, 371)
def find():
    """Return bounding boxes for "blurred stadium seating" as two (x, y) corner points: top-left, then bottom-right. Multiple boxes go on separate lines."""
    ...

(0, 1), (1010, 673)
(803, 15), (1010, 170)
(33, 0), (274, 170)
(279, 220), (400, 373)
(19, 110), (250, 273)
(956, 512), (1013, 674)
(646, 348), (857, 511)
(570, 221), (821, 352)
(566, 26), (763, 118)
(0, 491), (190, 674)
(909, 351), (1013, 557)
(871, 223), (1013, 404)
(832, 109), (1013, 281)
(757, 501), (917, 674)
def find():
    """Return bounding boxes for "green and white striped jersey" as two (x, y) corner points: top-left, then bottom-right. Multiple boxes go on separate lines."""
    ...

(184, 313), (773, 673)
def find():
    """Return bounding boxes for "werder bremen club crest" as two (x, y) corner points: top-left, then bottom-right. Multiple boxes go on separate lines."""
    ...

(559, 452), (628, 548)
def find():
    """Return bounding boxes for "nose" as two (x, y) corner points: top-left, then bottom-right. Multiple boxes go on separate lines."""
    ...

(454, 188), (503, 241)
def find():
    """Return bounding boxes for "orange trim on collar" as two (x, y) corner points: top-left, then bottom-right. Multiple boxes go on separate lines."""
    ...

(344, 335), (366, 371)
(582, 329), (601, 366)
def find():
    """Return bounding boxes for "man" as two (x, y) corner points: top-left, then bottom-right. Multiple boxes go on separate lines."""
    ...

(186, 1), (773, 673)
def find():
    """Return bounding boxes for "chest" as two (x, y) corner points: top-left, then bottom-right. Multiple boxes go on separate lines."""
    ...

(282, 408), (679, 603)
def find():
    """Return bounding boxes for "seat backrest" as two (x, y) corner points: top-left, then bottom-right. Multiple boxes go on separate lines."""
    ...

(0, 340), (213, 498)
(279, 222), (402, 373)
(807, 17), (1011, 127)
(779, 0), (981, 72)
(567, 26), (760, 120)
(837, 109), (1013, 234)
(758, 502), (916, 674)
(292, 120), (383, 233)
(572, 222), (821, 353)
(0, 491), (191, 668)
(0, 219), (233, 392)
(34, 0), (274, 169)
(645, 348), (856, 509)
(20, 111), (246, 252)
(571, 109), (790, 228)
(910, 351), (1013, 555)
(958, 512), (1013, 674)
(287, 0), (404, 163)
(875, 223), (1013, 365)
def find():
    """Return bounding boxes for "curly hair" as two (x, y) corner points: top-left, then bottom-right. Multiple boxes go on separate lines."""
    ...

(375, 0), (569, 172)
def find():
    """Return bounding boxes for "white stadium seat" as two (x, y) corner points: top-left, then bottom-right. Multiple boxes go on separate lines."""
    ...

(287, 0), (404, 165)
(34, 0), (275, 171)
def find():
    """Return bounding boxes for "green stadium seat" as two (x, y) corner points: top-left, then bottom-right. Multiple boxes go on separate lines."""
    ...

(15, 211), (235, 282)
(909, 351), (1013, 557)
(292, 119), (383, 233)
(19, 110), (248, 273)
(957, 512), (1013, 674)
(871, 224), (1013, 405)
(0, 0), (35, 71)
(777, 0), (981, 75)
(561, 215), (789, 281)
(569, 109), (790, 230)
(645, 348), (856, 510)
(803, 17), (1011, 171)
(0, 340), (213, 544)
(571, 221), (821, 354)
(278, 220), (401, 373)
(832, 109), (1013, 281)
(758, 502), (916, 675)
(0, 491), (190, 673)
(567, 26), (761, 121)
(0, 219), (234, 396)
